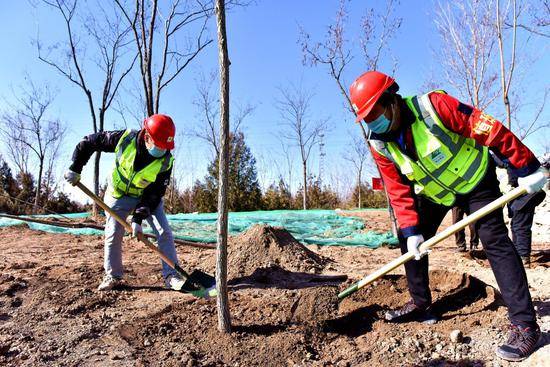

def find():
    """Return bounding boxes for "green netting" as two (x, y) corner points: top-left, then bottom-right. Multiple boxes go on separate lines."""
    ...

(168, 209), (397, 248)
(0, 213), (104, 236)
(0, 210), (398, 248)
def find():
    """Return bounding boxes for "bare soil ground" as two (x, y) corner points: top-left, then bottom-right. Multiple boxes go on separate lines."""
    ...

(0, 210), (548, 367)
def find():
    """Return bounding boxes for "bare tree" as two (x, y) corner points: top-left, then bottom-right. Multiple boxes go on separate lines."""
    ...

(191, 70), (255, 157)
(115, 0), (217, 116)
(1, 125), (30, 175)
(277, 82), (327, 210)
(515, 88), (550, 139)
(493, 0), (549, 138)
(214, 0), (231, 333)
(505, 0), (550, 38)
(0, 81), (66, 209)
(278, 137), (294, 194)
(496, 0), (518, 129)
(37, 0), (137, 215)
(300, 0), (400, 232)
(434, 0), (499, 110)
(343, 133), (372, 209)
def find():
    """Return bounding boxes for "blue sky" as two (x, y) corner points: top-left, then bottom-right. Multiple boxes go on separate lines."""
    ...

(0, 1), (548, 203)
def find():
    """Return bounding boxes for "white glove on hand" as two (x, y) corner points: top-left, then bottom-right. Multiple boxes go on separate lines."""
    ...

(407, 234), (427, 260)
(131, 222), (142, 238)
(518, 167), (549, 194)
(64, 170), (81, 186)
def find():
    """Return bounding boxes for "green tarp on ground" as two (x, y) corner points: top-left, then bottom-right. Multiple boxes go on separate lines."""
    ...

(0, 210), (398, 248)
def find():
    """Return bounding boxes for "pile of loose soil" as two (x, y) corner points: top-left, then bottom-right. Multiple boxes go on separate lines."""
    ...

(205, 225), (329, 278)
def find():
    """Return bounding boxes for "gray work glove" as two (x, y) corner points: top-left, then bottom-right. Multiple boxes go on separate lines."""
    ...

(64, 170), (81, 186)
(131, 222), (143, 238)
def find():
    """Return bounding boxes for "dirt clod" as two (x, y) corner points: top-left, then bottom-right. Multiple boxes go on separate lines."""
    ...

(291, 286), (339, 324)
(450, 329), (464, 343)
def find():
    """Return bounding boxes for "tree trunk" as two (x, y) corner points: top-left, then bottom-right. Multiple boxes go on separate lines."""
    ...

(357, 176), (361, 210)
(214, 0), (231, 333)
(34, 158), (44, 211)
(302, 161), (307, 210)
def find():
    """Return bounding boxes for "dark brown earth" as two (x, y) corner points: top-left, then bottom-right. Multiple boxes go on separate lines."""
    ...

(0, 210), (548, 366)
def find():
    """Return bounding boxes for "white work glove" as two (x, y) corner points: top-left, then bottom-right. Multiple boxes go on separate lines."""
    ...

(407, 234), (428, 260)
(518, 167), (549, 194)
(64, 170), (81, 186)
(131, 222), (143, 238)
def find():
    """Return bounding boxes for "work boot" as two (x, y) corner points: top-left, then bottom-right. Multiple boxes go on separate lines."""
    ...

(469, 242), (479, 251)
(165, 274), (186, 291)
(97, 275), (123, 291)
(521, 256), (531, 269)
(385, 300), (438, 325)
(496, 324), (541, 362)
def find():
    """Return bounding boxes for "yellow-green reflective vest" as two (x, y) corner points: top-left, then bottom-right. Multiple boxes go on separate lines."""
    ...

(111, 130), (174, 198)
(370, 92), (489, 206)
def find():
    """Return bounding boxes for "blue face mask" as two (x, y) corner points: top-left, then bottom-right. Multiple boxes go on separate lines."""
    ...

(147, 146), (167, 158)
(367, 111), (392, 134)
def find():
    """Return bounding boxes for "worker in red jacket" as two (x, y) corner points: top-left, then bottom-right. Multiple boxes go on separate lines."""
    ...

(349, 71), (548, 362)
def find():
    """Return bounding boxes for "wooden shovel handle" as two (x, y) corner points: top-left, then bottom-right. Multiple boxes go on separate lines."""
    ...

(338, 185), (528, 299)
(76, 182), (181, 273)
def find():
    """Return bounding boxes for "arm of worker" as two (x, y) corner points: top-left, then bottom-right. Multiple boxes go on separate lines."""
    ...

(428, 93), (540, 177)
(369, 145), (420, 238)
(131, 167), (172, 225)
(68, 130), (126, 174)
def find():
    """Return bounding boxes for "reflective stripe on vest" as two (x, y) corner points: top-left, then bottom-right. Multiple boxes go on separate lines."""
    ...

(111, 129), (173, 198)
(369, 92), (488, 206)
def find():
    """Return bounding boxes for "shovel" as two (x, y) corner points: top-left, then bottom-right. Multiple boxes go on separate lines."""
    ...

(76, 182), (216, 298)
(338, 185), (529, 300)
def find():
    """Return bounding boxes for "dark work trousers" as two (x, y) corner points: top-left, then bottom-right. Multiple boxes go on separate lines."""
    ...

(510, 207), (536, 258)
(451, 206), (479, 248)
(397, 162), (537, 328)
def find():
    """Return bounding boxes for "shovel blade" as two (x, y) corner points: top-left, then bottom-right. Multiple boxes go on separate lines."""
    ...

(180, 269), (217, 298)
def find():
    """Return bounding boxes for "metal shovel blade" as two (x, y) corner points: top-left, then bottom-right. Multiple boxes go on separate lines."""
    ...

(180, 269), (217, 298)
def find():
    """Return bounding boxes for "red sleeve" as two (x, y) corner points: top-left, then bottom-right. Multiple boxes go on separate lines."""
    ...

(429, 93), (540, 176)
(370, 145), (420, 237)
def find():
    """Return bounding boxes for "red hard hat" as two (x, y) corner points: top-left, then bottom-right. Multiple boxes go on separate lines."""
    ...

(349, 71), (395, 122)
(143, 114), (175, 150)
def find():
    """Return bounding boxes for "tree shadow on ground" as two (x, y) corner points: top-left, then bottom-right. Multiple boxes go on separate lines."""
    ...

(118, 284), (167, 292)
(531, 250), (550, 267)
(232, 323), (289, 336)
(228, 266), (348, 291)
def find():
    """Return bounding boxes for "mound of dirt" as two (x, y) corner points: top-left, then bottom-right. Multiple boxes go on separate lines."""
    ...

(228, 265), (342, 324)
(207, 225), (329, 278)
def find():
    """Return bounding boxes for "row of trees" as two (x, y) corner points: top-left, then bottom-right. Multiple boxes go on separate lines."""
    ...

(163, 131), (387, 214)
(0, 155), (83, 215)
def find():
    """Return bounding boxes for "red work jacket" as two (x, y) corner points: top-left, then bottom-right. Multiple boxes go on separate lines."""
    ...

(370, 92), (540, 238)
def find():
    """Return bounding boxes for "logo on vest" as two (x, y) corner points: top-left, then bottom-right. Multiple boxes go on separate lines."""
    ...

(430, 149), (447, 165)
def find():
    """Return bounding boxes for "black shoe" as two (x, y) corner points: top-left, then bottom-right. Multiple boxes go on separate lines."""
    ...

(469, 243), (479, 251)
(496, 324), (541, 362)
(457, 245), (467, 253)
(385, 300), (438, 325)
